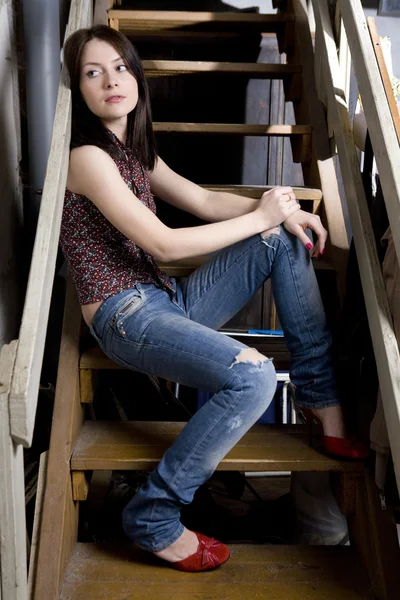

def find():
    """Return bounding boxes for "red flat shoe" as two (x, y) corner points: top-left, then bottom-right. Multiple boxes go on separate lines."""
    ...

(300, 408), (369, 460)
(169, 531), (230, 572)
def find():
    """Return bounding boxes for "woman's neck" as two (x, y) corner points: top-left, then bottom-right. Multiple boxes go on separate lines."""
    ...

(101, 117), (127, 145)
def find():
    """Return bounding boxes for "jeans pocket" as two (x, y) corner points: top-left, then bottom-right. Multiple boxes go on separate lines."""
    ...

(112, 288), (145, 336)
(90, 323), (103, 345)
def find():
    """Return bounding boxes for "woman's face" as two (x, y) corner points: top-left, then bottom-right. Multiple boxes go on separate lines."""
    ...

(79, 38), (139, 126)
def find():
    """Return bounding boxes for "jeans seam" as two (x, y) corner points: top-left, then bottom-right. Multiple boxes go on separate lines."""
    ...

(186, 235), (268, 317)
(164, 368), (245, 494)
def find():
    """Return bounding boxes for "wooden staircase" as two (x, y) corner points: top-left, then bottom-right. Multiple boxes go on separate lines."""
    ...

(28, 2), (400, 600)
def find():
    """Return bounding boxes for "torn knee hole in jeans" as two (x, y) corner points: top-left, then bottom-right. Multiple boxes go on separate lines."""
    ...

(261, 227), (280, 250)
(229, 348), (269, 369)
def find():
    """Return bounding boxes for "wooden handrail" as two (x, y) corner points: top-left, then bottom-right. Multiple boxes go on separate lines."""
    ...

(311, 0), (400, 493)
(8, 0), (92, 448)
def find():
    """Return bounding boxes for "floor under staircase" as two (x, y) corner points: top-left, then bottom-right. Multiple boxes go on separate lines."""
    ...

(32, 3), (400, 599)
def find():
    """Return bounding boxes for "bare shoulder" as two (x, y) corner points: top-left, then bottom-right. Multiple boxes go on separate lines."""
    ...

(67, 145), (118, 194)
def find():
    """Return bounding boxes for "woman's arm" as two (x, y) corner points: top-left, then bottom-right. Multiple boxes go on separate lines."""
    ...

(67, 146), (299, 262)
(149, 156), (258, 221)
(148, 155), (328, 255)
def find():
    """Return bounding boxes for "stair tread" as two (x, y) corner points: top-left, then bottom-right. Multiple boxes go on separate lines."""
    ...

(110, 10), (295, 35)
(202, 184), (322, 201)
(80, 336), (291, 371)
(153, 123), (312, 135)
(60, 542), (371, 599)
(71, 420), (364, 473)
(143, 60), (301, 77)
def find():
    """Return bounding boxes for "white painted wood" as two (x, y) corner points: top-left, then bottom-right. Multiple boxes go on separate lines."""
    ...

(93, 0), (109, 25)
(311, 0), (400, 493)
(0, 341), (27, 600)
(9, 0), (92, 448)
(338, 0), (400, 269)
(27, 452), (48, 600)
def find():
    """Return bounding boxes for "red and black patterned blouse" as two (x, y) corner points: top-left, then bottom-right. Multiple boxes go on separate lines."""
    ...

(60, 135), (173, 305)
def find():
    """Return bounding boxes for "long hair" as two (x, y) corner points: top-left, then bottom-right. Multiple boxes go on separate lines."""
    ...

(63, 25), (156, 170)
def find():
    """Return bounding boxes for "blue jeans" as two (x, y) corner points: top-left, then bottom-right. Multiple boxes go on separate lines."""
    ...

(89, 227), (339, 551)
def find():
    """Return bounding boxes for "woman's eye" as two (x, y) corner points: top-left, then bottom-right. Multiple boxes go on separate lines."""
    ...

(116, 64), (127, 72)
(86, 69), (99, 78)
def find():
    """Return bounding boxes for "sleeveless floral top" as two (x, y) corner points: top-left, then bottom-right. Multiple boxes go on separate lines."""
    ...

(60, 135), (173, 304)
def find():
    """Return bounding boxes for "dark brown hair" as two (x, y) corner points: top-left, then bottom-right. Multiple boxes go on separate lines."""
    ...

(63, 25), (156, 170)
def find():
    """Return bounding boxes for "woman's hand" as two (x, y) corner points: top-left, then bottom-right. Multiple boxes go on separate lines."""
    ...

(256, 186), (300, 229)
(283, 210), (327, 258)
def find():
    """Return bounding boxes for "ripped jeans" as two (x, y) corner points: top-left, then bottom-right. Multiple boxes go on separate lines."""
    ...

(89, 227), (340, 551)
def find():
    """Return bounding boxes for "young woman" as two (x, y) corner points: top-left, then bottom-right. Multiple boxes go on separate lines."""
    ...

(62, 25), (367, 572)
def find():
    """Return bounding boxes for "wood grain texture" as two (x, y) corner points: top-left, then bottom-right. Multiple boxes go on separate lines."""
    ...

(284, 0), (350, 302)
(367, 17), (400, 144)
(108, 10), (295, 34)
(8, 0), (92, 449)
(32, 280), (85, 600)
(153, 123), (312, 136)
(71, 420), (364, 473)
(142, 60), (301, 78)
(59, 543), (371, 599)
(0, 341), (27, 600)
(312, 0), (400, 497)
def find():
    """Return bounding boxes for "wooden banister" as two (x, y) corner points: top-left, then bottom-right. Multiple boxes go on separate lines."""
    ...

(8, 0), (92, 448)
(310, 0), (400, 493)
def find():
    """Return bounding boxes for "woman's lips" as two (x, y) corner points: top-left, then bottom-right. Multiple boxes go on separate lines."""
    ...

(105, 96), (125, 103)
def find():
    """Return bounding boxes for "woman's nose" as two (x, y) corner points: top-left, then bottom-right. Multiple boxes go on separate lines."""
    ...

(105, 75), (118, 88)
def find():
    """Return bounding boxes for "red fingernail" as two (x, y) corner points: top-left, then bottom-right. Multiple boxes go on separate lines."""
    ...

(306, 243), (313, 250)
(321, 249), (325, 255)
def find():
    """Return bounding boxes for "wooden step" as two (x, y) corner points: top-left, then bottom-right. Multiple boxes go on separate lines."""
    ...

(109, 10), (295, 35)
(80, 335), (291, 372)
(153, 123), (311, 136)
(71, 421), (364, 473)
(60, 542), (371, 599)
(203, 184), (322, 213)
(142, 60), (301, 79)
(157, 256), (333, 277)
(153, 124), (311, 161)
(202, 184), (322, 201)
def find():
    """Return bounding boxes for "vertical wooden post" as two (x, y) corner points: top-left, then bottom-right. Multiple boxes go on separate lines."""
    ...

(0, 341), (28, 600)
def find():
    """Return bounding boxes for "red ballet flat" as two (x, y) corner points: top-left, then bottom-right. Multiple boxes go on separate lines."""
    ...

(169, 531), (230, 572)
(300, 408), (369, 460)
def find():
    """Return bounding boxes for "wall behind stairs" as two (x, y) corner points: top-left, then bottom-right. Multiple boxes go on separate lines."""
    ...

(0, 0), (23, 347)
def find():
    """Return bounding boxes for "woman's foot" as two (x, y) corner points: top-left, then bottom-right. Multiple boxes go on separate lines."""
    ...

(300, 406), (369, 459)
(154, 527), (198, 563)
(309, 405), (346, 438)
(154, 527), (230, 572)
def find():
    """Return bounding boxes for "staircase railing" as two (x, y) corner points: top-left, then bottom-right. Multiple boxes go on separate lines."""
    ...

(307, 0), (400, 491)
(0, 1), (92, 599)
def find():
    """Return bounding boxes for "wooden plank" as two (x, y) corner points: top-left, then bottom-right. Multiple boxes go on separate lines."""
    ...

(32, 280), (86, 600)
(71, 421), (364, 473)
(367, 17), (400, 144)
(27, 451), (48, 599)
(8, 0), (92, 449)
(338, 0), (400, 275)
(153, 123), (312, 136)
(108, 10), (295, 33)
(311, 0), (400, 493)
(201, 184), (322, 201)
(284, 0), (350, 303)
(347, 469), (400, 600)
(59, 543), (370, 600)
(72, 471), (90, 502)
(142, 60), (301, 78)
(79, 369), (96, 404)
(0, 341), (27, 600)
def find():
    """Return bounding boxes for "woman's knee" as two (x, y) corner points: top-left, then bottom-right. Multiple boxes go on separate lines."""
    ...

(229, 348), (277, 409)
